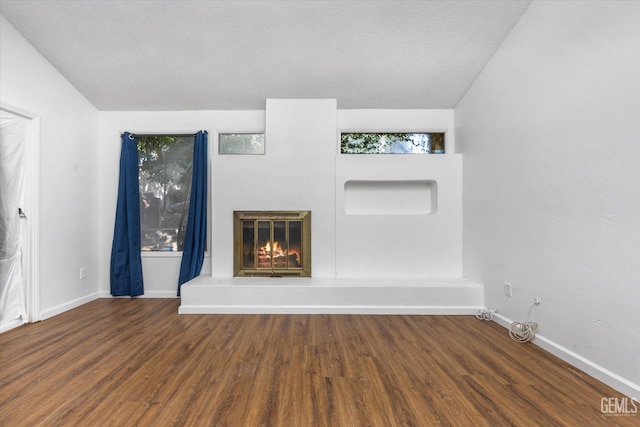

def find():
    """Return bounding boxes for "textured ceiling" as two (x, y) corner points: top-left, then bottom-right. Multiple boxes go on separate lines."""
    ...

(0, 0), (530, 111)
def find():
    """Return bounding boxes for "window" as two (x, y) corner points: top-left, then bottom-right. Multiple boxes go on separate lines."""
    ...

(341, 132), (445, 154)
(138, 135), (194, 251)
(219, 133), (265, 154)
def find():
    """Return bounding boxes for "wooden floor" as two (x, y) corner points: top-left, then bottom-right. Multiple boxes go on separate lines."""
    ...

(0, 299), (635, 426)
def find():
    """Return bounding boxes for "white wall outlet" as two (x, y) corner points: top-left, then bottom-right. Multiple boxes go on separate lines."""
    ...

(504, 282), (513, 297)
(80, 267), (87, 280)
(534, 297), (541, 305)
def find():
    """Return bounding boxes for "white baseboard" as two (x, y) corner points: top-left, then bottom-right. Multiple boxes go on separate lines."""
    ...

(41, 292), (100, 320)
(98, 291), (179, 298)
(493, 313), (640, 400)
(140, 291), (179, 298)
(0, 317), (26, 334)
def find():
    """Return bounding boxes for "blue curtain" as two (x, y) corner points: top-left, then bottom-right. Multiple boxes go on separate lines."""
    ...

(110, 132), (144, 297)
(178, 131), (208, 295)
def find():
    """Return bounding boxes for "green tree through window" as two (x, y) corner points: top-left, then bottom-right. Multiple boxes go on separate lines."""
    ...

(341, 133), (445, 154)
(219, 133), (265, 154)
(138, 135), (194, 251)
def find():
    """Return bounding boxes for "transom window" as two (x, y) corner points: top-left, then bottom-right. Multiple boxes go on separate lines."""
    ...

(341, 133), (445, 154)
(219, 133), (265, 155)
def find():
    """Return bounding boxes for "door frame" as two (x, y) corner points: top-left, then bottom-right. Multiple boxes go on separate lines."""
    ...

(1, 102), (40, 324)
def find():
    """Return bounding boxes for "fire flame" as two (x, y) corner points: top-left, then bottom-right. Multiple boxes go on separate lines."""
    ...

(257, 241), (300, 267)
(262, 241), (285, 258)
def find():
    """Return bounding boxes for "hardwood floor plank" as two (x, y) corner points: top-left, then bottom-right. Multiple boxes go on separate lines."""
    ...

(1, 299), (636, 426)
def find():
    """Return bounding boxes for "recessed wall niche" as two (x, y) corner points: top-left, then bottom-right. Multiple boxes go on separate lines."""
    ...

(344, 180), (438, 215)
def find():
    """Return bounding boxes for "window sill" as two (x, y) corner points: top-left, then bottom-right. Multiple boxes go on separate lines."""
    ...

(141, 251), (210, 259)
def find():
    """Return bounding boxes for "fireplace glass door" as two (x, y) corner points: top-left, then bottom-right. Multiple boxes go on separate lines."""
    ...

(234, 211), (311, 277)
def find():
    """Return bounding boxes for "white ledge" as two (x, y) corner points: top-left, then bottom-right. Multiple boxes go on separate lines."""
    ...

(179, 276), (484, 315)
(185, 276), (482, 287)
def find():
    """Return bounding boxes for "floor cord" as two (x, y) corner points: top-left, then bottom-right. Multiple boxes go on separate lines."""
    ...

(509, 302), (539, 343)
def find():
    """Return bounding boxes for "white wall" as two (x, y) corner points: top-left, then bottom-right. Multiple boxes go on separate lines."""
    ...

(99, 103), (464, 294)
(337, 109), (462, 277)
(0, 16), (99, 317)
(456, 1), (640, 397)
(214, 99), (337, 277)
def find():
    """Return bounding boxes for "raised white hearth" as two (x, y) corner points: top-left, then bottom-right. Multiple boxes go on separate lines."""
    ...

(178, 277), (483, 314)
(176, 101), (476, 315)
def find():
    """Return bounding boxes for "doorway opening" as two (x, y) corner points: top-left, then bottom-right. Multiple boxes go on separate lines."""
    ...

(0, 103), (40, 332)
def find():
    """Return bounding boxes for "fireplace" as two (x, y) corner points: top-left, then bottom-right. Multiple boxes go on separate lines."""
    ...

(233, 211), (311, 277)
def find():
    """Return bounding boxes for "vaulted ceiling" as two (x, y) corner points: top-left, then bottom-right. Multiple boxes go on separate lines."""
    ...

(0, 0), (531, 110)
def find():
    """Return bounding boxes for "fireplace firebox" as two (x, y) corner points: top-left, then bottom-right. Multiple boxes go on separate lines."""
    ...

(233, 211), (311, 277)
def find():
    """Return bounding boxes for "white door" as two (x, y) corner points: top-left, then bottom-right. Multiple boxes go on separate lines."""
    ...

(0, 105), (39, 332)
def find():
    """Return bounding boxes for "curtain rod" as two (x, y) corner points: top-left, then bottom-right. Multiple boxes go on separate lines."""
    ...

(122, 132), (198, 139)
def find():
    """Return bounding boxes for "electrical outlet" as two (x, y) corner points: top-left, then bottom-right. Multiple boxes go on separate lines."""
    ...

(534, 297), (541, 305)
(80, 267), (87, 280)
(504, 282), (512, 297)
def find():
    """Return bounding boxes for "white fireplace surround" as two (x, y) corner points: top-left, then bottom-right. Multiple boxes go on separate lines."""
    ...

(178, 99), (483, 314)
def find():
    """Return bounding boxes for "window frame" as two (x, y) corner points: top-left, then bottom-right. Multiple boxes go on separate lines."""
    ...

(217, 130), (266, 155)
(338, 130), (448, 155)
(119, 130), (211, 258)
